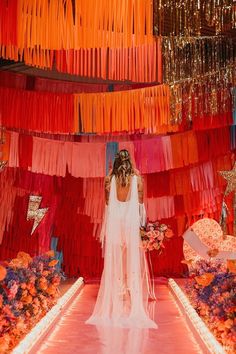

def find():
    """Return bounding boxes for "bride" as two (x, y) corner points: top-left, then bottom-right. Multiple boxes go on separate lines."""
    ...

(86, 150), (157, 328)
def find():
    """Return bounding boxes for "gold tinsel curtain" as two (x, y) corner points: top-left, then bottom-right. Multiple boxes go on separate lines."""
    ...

(153, 0), (236, 36)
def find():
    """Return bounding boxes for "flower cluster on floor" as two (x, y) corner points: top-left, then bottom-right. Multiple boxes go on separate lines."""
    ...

(0, 251), (62, 353)
(185, 259), (236, 353)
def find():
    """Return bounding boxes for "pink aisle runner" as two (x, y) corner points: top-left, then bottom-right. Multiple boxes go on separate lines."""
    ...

(31, 283), (203, 354)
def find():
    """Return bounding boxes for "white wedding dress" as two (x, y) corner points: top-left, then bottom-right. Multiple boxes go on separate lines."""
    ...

(86, 175), (157, 328)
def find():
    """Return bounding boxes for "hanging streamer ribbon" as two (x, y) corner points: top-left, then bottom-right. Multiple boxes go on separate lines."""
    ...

(106, 142), (118, 175)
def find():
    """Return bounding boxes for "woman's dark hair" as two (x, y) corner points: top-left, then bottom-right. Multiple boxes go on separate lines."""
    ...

(111, 150), (134, 187)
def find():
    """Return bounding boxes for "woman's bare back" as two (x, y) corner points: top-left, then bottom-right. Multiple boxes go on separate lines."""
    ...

(105, 171), (144, 205)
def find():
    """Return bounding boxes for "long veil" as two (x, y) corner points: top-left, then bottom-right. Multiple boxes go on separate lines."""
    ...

(86, 175), (157, 328)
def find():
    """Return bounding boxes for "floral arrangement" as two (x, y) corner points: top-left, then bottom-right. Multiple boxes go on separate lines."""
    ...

(0, 251), (62, 353)
(185, 259), (236, 353)
(140, 222), (173, 253)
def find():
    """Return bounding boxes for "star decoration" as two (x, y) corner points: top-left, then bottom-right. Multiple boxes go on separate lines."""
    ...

(219, 162), (236, 196)
(27, 196), (49, 235)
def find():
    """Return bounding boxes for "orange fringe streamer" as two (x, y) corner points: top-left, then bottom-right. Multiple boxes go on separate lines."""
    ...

(0, 38), (162, 83)
(0, 0), (161, 82)
(16, 0), (154, 50)
(74, 84), (174, 134)
(0, 45), (54, 70)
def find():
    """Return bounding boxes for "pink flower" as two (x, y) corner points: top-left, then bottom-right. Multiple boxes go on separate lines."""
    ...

(147, 231), (156, 241)
(153, 243), (160, 250)
(8, 281), (19, 300)
(159, 224), (167, 232)
(157, 232), (164, 241)
(147, 223), (155, 231)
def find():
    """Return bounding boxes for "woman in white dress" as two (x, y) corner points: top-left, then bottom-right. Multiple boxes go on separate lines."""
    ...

(86, 150), (157, 328)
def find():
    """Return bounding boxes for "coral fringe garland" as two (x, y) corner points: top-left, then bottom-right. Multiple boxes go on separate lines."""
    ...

(0, 84), (171, 134)
(0, 39), (162, 83)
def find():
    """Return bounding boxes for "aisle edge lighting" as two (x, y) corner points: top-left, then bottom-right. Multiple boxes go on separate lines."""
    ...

(168, 278), (226, 354)
(12, 277), (84, 354)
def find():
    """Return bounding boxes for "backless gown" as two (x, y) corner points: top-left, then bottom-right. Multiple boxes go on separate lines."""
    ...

(86, 175), (157, 328)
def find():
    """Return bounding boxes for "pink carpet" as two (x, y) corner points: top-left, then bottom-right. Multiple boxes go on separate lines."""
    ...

(31, 283), (203, 354)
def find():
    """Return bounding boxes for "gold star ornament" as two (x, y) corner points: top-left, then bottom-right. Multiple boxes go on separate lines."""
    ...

(219, 162), (236, 196)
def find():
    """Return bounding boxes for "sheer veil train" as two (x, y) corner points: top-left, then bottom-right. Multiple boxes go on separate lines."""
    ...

(86, 150), (157, 329)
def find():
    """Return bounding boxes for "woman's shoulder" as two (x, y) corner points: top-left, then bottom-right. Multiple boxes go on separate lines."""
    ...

(133, 168), (141, 176)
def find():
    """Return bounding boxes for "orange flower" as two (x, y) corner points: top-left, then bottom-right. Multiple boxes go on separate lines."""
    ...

(39, 279), (48, 290)
(224, 319), (233, 329)
(25, 310), (31, 317)
(47, 285), (56, 295)
(22, 295), (33, 304)
(21, 289), (28, 297)
(9, 258), (28, 269)
(29, 286), (36, 296)
(0, 265), (7, 281)
(16, 317), (26, 332)
(165, 229), (174, 238)
(0, 336), (10, 352)
(227, 259), (236, 274)
(32, 304), (39, 315)
(218, 322), (226, 331)
(17, 251), (32, 263)
(45, 250), (55, 257)
(33, 297), (40, 306)
(195, 273), (214, 287)
(52, 276), (61, 286)
(49, 259), (58, 267)
(181, 259), (193, 265)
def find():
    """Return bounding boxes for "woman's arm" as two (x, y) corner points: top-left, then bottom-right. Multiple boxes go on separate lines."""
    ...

(137, 175), (144, 204)
(137, 174), (146, 226)
(105, 175), (111, 205)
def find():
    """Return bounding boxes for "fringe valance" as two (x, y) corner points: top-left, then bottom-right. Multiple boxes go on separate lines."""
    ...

(0, 1), (162, 82)
(74, 84), (172, 134)
(0, 84), (171, 134)
(2, 126), (232, 178)
(0, 0), (153, 50)
(0, 87), (75, 134)
(0, 38), (162, 83)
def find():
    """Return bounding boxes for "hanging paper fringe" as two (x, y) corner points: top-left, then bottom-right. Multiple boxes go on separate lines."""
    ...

(55, 39), (162, 82)
(0, 39), (162, 83)
(74, 84), (172, 134)
(0, 84), (171, 134)
(0, 0), (153, 50)
(0, 0), (161, 82)
(0, 0), (18, 46)
(3, 126), (232, 178)
(0, 87), (75, 134)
